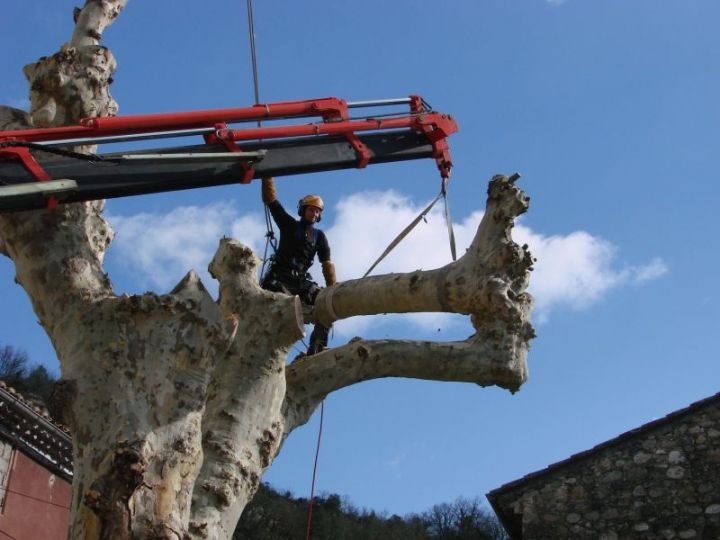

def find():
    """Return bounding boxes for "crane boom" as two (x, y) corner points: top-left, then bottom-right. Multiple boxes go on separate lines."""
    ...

(0, 95), (458, 213)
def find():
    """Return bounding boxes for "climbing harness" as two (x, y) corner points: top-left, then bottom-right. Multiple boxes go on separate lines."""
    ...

(259, 219), (277, 279)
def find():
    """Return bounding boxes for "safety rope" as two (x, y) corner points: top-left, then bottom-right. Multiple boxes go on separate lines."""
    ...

(239, 11), (321, 533)
(260, 204), (278, 277)
(304, 400), (324, 540)
(239, 9), (452, 539)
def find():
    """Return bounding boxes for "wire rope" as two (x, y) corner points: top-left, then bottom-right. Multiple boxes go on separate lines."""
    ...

(246, 0), (261, 108)
(245, 0), (278, 277)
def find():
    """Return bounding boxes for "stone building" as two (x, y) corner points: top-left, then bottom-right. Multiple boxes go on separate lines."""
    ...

(487, 392), (720, 539)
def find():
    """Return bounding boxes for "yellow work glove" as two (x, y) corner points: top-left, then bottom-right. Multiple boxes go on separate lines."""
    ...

(261, 177), (277, 204)
(322, 260), (337, 286)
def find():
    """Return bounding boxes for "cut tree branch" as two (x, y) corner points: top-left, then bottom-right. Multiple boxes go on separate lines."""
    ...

(24, 0), (121, 127)
(71, 0), (128, 47)
(284, 331), (529, 431)
(286, 174), (535, 428)
(312, 174), (533, 325)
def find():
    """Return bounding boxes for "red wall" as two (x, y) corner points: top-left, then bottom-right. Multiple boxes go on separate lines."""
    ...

(0, 450), (71, 540)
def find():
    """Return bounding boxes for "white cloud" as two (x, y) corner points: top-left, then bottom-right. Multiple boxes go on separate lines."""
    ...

(326, 191), (461, 281)
(384, 452), (407, 470)
(107, 202), (266, 292)
(512, 227), (668, 322)
(631, 257), (668, 283)
(105, 190), (667, 332)
(327, 191), (667, 328)
(321, 191), (477, 337)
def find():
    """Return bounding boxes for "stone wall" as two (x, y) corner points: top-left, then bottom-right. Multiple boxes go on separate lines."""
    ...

(489, 397), (720, 539)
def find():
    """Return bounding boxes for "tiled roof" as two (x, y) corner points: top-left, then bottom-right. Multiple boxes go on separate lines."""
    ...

(0, 380), (72, 481)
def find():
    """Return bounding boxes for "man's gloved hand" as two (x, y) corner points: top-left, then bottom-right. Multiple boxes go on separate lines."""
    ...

(322, 260), (337, 286)
(261, 177), (277, 204)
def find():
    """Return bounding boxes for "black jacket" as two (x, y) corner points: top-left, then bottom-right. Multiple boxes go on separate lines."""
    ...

(267, 200), (330, 274)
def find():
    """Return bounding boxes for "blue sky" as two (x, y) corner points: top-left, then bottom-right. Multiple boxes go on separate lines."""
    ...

(1, 0), (719, 517)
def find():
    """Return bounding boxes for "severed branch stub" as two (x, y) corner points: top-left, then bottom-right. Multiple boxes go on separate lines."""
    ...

(285, 173), (535, 428)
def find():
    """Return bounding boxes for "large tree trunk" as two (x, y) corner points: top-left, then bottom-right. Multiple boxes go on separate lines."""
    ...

(0, 3), (535, 539)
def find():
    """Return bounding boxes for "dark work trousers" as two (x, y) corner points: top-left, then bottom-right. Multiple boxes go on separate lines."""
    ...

(261, 265), (331, 354)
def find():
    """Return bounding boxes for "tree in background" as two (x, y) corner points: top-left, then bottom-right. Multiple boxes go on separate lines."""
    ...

(0, 343), (57, 405)
(0, 2), (533, 538)
(0, 344), (29, 388)
(235, 484), (507, 539)
(422, 497), (507, 540)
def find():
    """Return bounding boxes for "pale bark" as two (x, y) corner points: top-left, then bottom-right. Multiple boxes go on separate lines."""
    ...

(286, 174), (534, 430)
(71, 0), (127, 47)
(0, 3), (536, 539)
(24, 0), (122, 128)
(0, 106), (31, 130)
(285, 334), (526, 431)
(66, 274), (236, 538)
(188, 240), (303, 539)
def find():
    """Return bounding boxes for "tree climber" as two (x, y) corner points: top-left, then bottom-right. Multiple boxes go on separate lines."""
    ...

(260, 177), (337, 355)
